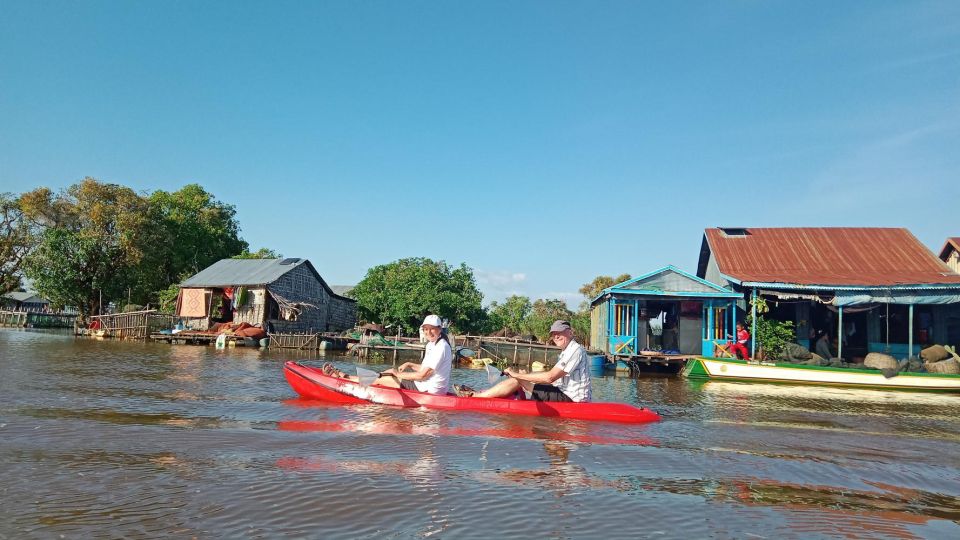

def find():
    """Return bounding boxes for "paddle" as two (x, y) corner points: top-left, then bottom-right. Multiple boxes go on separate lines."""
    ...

(484, 364), (506, 385)
(356, 366), (381, 387)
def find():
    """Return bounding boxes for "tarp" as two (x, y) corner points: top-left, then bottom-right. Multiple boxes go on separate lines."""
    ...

(833, 292), (960, 306)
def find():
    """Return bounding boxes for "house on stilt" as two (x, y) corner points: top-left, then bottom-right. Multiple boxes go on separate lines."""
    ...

(697, 227), (960, 360)
(177, 258), (356, 334)
(589, 266), (742, 367)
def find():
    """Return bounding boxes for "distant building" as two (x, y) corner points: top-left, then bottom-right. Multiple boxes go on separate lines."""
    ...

(698, 227), (960, 358)
(939, 237), (960, 273)
(177, 258), (356, 333)
(1, 291), (50, 312)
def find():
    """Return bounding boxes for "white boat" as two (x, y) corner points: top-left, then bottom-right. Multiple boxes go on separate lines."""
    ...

(682, 357), (960, 393)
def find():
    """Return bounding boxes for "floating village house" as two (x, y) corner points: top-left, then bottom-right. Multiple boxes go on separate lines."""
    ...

(590, 266), (742, 361)
(176, 258), (356, 333)
(1, 291), (50, 312)
(697, 227), (960, 360)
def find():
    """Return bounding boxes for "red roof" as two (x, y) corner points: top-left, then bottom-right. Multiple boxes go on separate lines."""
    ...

(939, 237), (960, 260)
(701, 227), (960, 287)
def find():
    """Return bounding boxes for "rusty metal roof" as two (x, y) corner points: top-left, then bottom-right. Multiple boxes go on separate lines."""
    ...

(700, 227), (960, 287)
(939, 237), (960, 260)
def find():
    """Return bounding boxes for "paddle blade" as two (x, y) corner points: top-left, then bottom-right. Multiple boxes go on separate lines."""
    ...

(484, 364), (503, 385)
(356, 366), (380, 387)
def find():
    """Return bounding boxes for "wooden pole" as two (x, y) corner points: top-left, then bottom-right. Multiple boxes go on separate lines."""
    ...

(837, 305), (843, 360)
(908, 303), (914, 360)
(750, 290), (758, 358)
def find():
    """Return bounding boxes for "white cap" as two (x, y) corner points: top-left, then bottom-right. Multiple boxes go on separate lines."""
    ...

(421, 314), (442, 328)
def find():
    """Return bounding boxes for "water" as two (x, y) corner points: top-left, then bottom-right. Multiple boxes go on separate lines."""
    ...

(1, 329), (959, 539)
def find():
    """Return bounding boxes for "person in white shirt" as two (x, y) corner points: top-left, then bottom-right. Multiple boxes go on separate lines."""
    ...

(462, 320), (591, 403)
(323, 314), (452, 395)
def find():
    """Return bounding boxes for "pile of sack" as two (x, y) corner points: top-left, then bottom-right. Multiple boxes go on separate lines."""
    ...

(208, 321), (267, 341)
(920, 345), (960, 374)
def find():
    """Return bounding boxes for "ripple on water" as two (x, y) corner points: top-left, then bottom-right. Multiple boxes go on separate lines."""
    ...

(3, 330), (960, 538)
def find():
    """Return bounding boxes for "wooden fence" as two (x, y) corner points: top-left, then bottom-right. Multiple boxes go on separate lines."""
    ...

(86, 310), (181, 339)
(0, 310), (77, 328)
(268, 332), (352, 350)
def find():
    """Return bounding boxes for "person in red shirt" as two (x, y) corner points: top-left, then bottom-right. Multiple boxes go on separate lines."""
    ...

(728, 322), (750, 360)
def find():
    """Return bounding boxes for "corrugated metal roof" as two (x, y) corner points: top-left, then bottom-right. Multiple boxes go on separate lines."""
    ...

(181, 258), (299, 286)
(2, 291), (48, 303)
(700, 227), (960, 287)
(180, 258), (355, 302)
(939, 237), (960, 260)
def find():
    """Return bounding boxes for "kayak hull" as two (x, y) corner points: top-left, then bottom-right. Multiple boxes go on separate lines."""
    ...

(283, 361), (660, 424)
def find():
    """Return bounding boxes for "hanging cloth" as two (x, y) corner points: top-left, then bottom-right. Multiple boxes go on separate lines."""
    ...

(178, 288), (209, 317)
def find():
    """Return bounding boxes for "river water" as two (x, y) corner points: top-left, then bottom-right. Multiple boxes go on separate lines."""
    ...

(1, 329), (959, 539)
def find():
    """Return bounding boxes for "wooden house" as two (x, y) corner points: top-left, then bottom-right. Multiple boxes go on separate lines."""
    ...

(939, 237), (960, 273)
(1, 291), (50, 312)
(697, 227), (960, 359)
(590, 266), (741, 358)
(177, 258), (356, 333)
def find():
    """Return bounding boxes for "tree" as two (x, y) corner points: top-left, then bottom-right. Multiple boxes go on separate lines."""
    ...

(523, 298), (574, 342)
(746, 296), (796, 360)
(486, 295), (532, 334)
(25, 228), (122, 316)
(232, 247), (281, 259)
(0, 193), (36, 293)
(578, 273), (631, 310)
(579, 273), (632, 300)
(349, 257), (485, 334)
(21, 178), (154, 317)
(146, 184), (248, 291)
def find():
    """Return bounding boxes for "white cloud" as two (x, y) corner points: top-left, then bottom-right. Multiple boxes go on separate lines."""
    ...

(475, 269), (529, 305)
(804, 116), (960, 216)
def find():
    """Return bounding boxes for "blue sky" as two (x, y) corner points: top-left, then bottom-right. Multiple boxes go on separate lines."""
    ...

(2, 1), (958, 307)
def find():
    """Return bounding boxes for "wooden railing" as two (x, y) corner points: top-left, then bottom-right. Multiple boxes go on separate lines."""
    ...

(86, 310), (183, 339)
(0, 310), (77, 328)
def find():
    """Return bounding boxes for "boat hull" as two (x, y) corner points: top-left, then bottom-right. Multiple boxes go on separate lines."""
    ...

(683, 357), (960, 393)
(283, 361), (661, 423)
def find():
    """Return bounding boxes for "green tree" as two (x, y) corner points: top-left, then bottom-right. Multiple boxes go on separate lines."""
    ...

(523, 298), (574, 341)
(232, 247), (281, 259)
(0, 193), (36, 293)
(21, 179), (154, 317)
(486, 295), (532, 334)
(25, 228), (122, 317)
(578, 273), (631, 310)
(349, 257), (485, 334)
(146, 184), (248, 292)
(746, 296), (796, 360)
(569, 311), (592, 346)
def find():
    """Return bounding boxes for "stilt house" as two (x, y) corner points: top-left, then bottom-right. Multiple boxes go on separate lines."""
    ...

(177, 258), (356, 333)
(590, 266), (741, 358)
(1, 291), (50, 312)
(697, 227), (960, 360)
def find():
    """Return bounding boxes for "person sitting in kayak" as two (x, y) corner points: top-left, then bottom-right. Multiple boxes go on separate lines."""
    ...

(458, 320), (591, 403)
(322, 314), (452, 394)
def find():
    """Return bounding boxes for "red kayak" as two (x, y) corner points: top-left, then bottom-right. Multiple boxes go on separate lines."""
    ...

(283, 361), (661, 424)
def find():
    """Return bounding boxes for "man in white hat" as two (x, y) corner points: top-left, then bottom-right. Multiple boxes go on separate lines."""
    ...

(461, 320), (591, 402)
